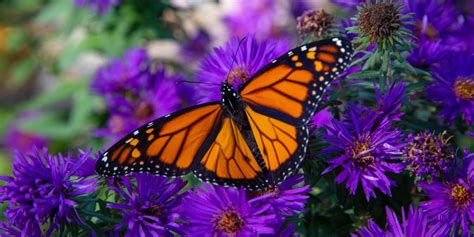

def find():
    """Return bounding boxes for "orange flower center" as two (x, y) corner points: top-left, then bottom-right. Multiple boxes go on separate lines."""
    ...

(450, 184), (471, 208)
(214, 210), (245, 234)
(227, 65), (250, 85)
(454, 77), (474, 101)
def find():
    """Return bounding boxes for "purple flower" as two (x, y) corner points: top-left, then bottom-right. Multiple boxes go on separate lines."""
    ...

(92, 48), (183, 139)
(426, 51), (474, 125)
(322, 103), (405, 201)
(418, 150), (474, 236)
(180, 30), (211, 62)
(1, 112), (48, 155)
(352, 206), (448, 236)
(74, 0), (120, 15)
(405, 0), (463, 67)
(222, 0), (288, 40)
(403, 131), (455, 178)
(196, 36), (289, 102)
(3, 127), (48, 155)
(180, 184), (276, 236)
(91, 48), (150, 99)
(250, 174), (310, 217)
(311, 107), (333, 129)
(375, 82), (405, 121)
(330, 0), (363, 12)
(108, 174), (186, 236)
(0, 147), (97, 236)
(408, 40), (450, 69)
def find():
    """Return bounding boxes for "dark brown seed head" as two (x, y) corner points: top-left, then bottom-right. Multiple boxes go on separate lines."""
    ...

(358, 2), (401, 43)
(297, 9), (335, 40)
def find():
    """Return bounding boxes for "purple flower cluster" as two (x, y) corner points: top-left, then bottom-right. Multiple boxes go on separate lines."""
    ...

(180, 174), (309, 236)
(352, 206), (448, 236)
(92, 48), (187, 140)
(322, 83), (406, 201)
(109, 174), (187, 236)
(0, 147), (97, 235)
(74, 0), (120, 15)
(403, 131), (455, 178)
(418, 150), (474, 236)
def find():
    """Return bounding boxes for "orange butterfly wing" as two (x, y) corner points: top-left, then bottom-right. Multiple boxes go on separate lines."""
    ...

(238, 37), (353, 183)
(193, 117), (269, 190)
(96, 102), (223, 177)
(240, 37), (353, 124)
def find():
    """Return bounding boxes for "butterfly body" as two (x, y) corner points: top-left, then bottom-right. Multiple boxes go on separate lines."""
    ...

(96, 37), (353, 190)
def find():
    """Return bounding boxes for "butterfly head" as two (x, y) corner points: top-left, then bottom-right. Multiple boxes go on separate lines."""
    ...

(220, 82), (242, 114)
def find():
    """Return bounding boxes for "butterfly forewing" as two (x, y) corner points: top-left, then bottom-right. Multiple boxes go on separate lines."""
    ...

(240, 37), (353, 125)
(96, 102), (223, 177)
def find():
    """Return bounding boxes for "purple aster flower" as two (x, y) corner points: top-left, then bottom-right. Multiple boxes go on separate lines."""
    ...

(250, 174), (310, 217)
(426, 51), (474, 125)
(91, 48), (150, 99)
(322, 103), (405, 201)
(330, 0), (363, 12)
(74, 0), (120, 15)
(180, 30), (211, 62)
(405, 0), (463, 67)
(196, 36), (289, 102)
(180, 184), (276, 236)
(222, 0), (289, 40)
(2, 126), (47, 155)
(403, 131), (455, 178)
(418, 150), (474, 236)
(311, 107), (333, 129)
(408, 40), (450, 69)
(0, 147), (97, 236)
(92, 48), (183, 139)
(1, 112), (48, 155)
(375, 82), (405, 121)
(352, 206), (448, 236)
(108, 174), (186, 236)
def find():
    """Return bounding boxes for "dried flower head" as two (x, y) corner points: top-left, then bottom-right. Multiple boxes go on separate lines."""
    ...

(297, 9), (335, 41)
(358, 2), (401, 44)
(403, 131), (455, 177)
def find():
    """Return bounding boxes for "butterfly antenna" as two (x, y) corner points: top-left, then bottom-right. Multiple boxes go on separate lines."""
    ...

(225, 35), (248, 83)
(176, 80), (220, 86)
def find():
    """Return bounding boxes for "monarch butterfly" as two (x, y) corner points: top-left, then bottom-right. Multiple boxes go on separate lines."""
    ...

(96, 37), (353, 191)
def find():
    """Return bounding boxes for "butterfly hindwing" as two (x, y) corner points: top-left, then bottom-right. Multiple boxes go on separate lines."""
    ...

(240, 37), (353, 125)
(192, 117), (270, 190)
(96, 102), (223, 178)
(245, 106), (310, 185)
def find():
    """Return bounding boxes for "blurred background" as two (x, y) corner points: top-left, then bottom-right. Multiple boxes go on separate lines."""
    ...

(0, 0), (340, 175)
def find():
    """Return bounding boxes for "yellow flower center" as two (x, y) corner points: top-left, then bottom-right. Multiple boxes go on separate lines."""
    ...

(454, 77), (474, 101)
(350, 140), (375, 168)
(450, 184), (471, 208)
(214, 210), (245, 234)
